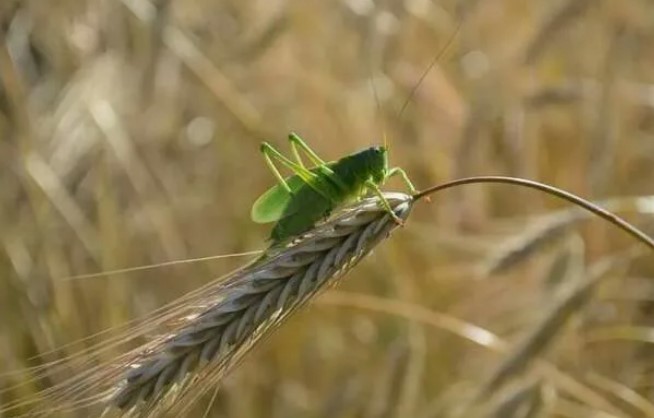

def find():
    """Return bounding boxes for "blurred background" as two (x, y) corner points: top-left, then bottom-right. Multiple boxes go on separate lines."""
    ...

(2, 0), (654, 416)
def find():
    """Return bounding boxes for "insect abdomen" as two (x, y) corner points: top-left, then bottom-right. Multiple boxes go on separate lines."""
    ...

(269, 187), (334, 242)
(269, 152), (380, 243)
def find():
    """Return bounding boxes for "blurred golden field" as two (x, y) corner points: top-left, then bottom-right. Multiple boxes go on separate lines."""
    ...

(2, 0), (654, 416)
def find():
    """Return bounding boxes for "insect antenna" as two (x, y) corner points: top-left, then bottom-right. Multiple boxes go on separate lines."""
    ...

(397, 19), (462, 121)
(370, 75), (388, 149)
(367, 29), (388, 150)
(366, 8), (461, 196)
(368, 11), (462, 155)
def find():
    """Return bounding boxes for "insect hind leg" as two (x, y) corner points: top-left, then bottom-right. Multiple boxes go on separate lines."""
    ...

(261, 142), (294, 192)
(288, 132), (326, 166)
(260, 141), (324, 193)
(288, 132), (349, 193)
(260, 141), (335, 201)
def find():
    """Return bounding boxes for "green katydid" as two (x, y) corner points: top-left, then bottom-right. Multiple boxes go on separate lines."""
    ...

(250, 132), (417, 244)
(250, 23), (463, 245)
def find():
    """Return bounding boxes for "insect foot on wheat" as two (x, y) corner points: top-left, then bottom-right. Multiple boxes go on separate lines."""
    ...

(96, 193), (414, 416)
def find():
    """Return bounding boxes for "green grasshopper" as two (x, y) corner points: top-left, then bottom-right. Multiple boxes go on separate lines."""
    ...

(251, 132), (417, 244)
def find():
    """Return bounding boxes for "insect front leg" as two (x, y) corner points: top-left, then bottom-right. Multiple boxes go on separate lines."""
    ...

(386, 167), (418, 195)
(365, 180), (405, 226)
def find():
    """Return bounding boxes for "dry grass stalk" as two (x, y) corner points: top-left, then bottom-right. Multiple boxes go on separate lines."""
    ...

(122, 0), (268, 138)
(483, 194), (654, 277)
(523, 0), (593, 64)
(481, 212), (581, 276)
(584, 372), (654, 417)
(476, 248), (643, 401)
(485, 379), (545, 418)
(12, 193), (413, 417)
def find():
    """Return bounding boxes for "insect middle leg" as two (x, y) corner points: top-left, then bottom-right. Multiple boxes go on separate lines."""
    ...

(365, 180), (405, 225)
(386, 167), (418, 194)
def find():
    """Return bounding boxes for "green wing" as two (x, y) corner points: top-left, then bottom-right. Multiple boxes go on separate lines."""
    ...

(251, 174), (307, 224)
(251, 162), (339, 224)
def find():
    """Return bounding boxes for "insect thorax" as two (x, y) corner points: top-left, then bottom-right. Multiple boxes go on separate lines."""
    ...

(332, 147), (388, 191)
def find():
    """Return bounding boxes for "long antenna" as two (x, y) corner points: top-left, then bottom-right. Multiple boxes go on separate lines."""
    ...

(370, 14), (462, 152)
(369, 71), (388, 148)
(398, 20), (462, 120)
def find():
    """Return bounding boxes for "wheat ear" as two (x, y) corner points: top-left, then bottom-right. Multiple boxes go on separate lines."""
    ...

(99, 193), (414, 416)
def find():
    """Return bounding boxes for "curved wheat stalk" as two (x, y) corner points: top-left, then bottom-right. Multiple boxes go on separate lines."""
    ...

(8, 193), (412, 417)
